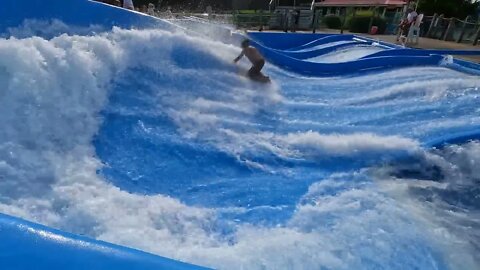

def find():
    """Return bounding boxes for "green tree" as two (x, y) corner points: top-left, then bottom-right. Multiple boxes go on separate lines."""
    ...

(417, 0), (479, 19)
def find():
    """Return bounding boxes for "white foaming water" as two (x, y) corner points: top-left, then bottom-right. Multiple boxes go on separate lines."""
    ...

(344, 77), (480, 105)
(5, 19), (106, 39)
(372, 141), (480, 269)
(0, 22), (478, 270)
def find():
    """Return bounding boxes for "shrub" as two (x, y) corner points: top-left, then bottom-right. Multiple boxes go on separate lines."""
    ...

(355, 10), (374, 17)
(323, 15), (343, 29)
(349, 16), (387, 34)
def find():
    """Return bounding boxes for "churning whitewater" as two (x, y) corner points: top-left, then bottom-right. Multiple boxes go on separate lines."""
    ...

(0, 21), (479, 270)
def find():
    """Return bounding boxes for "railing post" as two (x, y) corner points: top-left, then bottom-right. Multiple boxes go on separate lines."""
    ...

(442, 17), (454, 41)
(340, 12), (346, 34)
(456, 16), (470, 43)
(426, 13), (437, 38)
(433, 14), (444, 39)
(311, 7), (317, 33)
(473, 23), (480, 46)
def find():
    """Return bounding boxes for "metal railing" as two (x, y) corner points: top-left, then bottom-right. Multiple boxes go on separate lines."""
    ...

(425, 14), (480, 45)
(232, 10), (315, 32)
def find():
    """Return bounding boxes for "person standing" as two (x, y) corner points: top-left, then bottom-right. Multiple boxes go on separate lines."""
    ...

(292, 10), (300, 32)
(397, 8), (418, 42)
(123, 0), (134, 10)
(147, 3), (156, 16)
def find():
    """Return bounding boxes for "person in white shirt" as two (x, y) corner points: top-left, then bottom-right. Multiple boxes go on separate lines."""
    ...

(407, 9), (418, 24)
(398, 8), (418, 44)
(123, 0), (134, 10)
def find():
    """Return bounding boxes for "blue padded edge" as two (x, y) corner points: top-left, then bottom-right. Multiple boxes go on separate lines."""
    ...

(0, 213), (210, 270)
(0, 0), (176, 35)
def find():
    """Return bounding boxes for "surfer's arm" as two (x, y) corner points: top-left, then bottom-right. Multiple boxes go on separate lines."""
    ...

(233, 51), (244, 63)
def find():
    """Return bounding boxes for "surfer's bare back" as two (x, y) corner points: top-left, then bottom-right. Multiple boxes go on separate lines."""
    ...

(233, 39), (269, 82)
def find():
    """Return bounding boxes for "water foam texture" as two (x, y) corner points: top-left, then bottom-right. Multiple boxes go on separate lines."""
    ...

(5, 19), (107, 39)
(1, 21), (479, 270)
(372, 141), (480, 269)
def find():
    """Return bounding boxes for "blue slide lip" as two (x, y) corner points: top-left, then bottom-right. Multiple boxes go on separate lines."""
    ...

(0, 0), (177, 36)
(0, 213), (211, 270)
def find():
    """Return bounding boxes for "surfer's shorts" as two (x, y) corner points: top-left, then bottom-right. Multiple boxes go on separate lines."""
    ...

(248, 59), (265, 77)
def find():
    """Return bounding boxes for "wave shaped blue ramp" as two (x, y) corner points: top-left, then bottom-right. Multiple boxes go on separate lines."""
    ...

(0, 213), (209, 270)
(0, 0), (174, 35)
(247, 32), (445, 76)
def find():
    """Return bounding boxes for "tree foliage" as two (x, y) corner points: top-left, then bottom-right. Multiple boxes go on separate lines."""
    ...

(417, 0), (479, 19)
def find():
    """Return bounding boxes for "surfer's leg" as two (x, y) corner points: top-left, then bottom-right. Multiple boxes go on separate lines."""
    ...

(248, 60), (265, 77)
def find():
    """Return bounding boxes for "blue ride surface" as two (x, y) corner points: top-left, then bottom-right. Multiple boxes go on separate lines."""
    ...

(0, 213), (209, 270)
(247, 32), (480, 76)
(1, 0), (480, 270)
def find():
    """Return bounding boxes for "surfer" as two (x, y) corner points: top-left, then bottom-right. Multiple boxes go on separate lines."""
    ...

(233, 39), (270, 83)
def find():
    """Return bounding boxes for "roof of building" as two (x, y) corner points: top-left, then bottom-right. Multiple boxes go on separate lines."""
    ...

(315, 0), (406, 7)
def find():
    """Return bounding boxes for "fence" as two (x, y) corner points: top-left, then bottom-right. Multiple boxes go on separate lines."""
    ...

(231, 10), (398, 34)
(232, 9), (315, 31)
(425, 14), (480, 45)
(180, 10), (480, 46)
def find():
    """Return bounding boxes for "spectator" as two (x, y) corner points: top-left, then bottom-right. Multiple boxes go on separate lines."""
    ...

(282, 9), (288, 32)
(397, 8), (418, 42)
(147, 3), (156, 16)
(292, 10), (300, 32)
(407, 9), (418, 25)
(123, 0), (134, 10)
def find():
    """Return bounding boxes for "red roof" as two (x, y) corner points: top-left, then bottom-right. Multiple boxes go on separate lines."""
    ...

(315, 0), (406, 6)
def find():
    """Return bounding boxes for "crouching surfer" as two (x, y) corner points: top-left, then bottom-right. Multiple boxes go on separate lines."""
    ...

(233, 39), (270, 83)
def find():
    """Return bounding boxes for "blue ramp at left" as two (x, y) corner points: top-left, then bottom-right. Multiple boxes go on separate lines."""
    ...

(0, 0), (175, 34)
(0, 213), (210, 270)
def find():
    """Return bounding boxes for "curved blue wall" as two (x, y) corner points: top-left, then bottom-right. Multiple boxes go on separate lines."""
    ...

(247, 32), (480, 76)
(248, 37), (444, 76)
(0, 213), (209, 270)
(0, 0), (175, 35)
